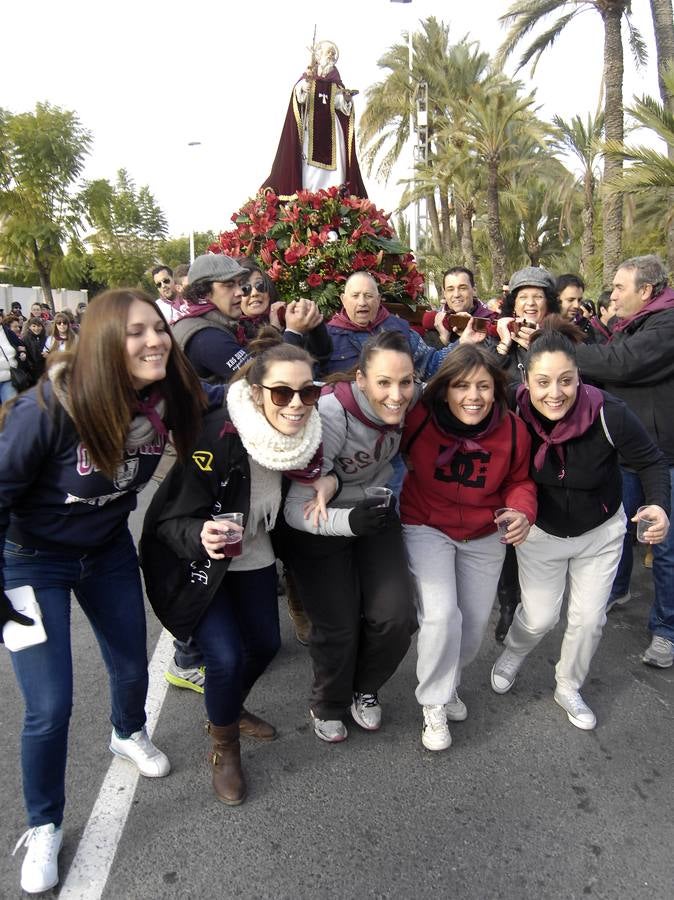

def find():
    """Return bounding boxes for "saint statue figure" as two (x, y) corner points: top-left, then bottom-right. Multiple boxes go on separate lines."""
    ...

(261, 40), (368, 199)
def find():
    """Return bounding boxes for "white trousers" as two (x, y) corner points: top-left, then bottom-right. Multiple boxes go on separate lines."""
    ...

(404, 524), (505, 706)
(510, 507), (626, 692)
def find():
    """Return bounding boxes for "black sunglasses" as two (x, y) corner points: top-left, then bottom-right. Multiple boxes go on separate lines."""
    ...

(154, 277), (171, 287)
(240, 281), (267, 297)
(258, 384), (322, 407)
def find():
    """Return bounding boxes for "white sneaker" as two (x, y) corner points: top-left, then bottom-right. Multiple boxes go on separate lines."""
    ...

(491, 649), (526, 694)
(109, 727), (171, 776)
(446, 692), (468, 721)
(310, 710), (348, 743)
(13, 823), (63, 894)
(350, 692), (382, 731)
(554, 689), (596, 730)
(422, 705), (451, 751)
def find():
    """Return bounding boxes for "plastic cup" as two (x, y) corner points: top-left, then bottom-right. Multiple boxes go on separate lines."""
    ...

(364, 487), (393, 508)
(636, 506), (657, 543)
(212, 512), (244, 557)
(495, 507), (516, 544)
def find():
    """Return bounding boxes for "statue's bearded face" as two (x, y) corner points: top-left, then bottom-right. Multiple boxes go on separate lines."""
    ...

(316, 42), (338, 77)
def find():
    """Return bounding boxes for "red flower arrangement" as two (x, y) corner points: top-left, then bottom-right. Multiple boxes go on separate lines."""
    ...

(209, 186), (425, 315)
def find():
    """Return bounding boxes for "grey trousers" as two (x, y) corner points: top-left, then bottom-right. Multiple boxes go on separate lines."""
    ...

(404, 524), (505, 706)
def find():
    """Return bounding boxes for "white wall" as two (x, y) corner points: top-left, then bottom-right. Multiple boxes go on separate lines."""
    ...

(0, 284), (88, 316)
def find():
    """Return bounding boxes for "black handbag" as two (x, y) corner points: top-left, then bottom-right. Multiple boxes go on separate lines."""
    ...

(0, 341), (33, 393)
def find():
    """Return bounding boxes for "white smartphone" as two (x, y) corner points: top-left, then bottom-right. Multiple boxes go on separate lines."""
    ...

(3, 586), (47, 651)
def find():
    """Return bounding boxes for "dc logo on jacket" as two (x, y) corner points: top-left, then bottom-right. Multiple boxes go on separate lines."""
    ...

(434, 449), (490, 488)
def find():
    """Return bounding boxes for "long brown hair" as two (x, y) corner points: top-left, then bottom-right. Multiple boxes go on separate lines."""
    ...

(47, 313), (78, 353)
(68, 289), (206, 477)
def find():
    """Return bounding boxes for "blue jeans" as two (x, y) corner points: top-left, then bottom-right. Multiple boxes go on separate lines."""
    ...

(192, 564), (280, 726)
(173, 637), (204, 669)
(0, 379), (17, 403)
(4, 530), (149, 827)
(610, 466), (674, 641)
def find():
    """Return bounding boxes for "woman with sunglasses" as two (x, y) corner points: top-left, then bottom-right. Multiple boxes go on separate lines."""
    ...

(1, 290), (205, 894)
(281, 329), (418, 743)
(141, 330), (322, 805)
(238, 258), (333, 373)
(43, 313), (78, 356)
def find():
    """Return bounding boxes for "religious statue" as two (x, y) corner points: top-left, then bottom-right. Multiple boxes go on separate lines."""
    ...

(261, 39), (368, 199)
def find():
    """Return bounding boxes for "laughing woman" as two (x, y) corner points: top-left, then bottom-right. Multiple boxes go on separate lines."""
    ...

(141, 331), (322, 805)
(491, 323), (670, 730)
(282, 330), (418, 743)
(0, 290), (204, 894)
(400, 345), (537, 751)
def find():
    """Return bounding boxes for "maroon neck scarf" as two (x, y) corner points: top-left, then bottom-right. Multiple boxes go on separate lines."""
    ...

(434, 404), (504, 467)
(133, 389), (168, 438)
(328, 304), (390, 333)
(516, 381), (604, 475)
(323, 380), (401, 461)
(175, 303), (247, 347)
(611, 286), (674, 336)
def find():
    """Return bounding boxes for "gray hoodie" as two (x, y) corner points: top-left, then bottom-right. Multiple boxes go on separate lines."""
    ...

(284, 382), (418, 536)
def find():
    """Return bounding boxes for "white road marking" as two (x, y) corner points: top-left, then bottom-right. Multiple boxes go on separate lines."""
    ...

(59, 628), (174, 899)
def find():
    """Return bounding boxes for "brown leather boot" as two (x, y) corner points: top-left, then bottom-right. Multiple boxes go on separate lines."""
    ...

(285, 569), (311, 645)
(207, 722), (247, 806)
(239, 708), (277, 742)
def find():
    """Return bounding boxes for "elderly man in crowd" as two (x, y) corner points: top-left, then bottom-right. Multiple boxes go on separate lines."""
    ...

(324, 270), (453, 376)
(575, 255), (674, 668)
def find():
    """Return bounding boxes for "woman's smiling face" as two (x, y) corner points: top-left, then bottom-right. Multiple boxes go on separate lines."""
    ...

(241, 272), (271, 317)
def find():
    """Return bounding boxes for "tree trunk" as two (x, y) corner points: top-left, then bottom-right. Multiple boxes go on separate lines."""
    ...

(460, 202), (477, 275)
(439, 190), (452, 254)
(649, 0), (674, 270)
(32, 241), (55, 312)
(486, 159), (507, 290)
(601, 6), (625, 284)
(650, 0), (674, 113)
(580, 170), (596, 277)
(426, 193), (442, 257)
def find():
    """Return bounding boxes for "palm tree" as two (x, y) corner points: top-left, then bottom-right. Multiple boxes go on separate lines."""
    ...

(498, 1), (647, 284)
(650, 0), (674, 114)
(553, 111), (605, 275)
(604, 66), (674, 269)
(359, 20), (491, 258)
(451, 79), (548, 288)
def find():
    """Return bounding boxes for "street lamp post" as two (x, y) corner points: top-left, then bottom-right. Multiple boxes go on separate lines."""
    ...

(187, 141), (202, 264)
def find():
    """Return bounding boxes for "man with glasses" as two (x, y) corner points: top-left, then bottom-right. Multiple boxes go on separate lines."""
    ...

(151, 266), (183, 323)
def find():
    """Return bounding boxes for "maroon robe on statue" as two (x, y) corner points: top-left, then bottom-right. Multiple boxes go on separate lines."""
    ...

(261, 67), (367, 199)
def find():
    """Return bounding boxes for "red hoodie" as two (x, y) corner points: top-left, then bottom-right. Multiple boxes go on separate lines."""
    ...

(400, 403), (537, 541)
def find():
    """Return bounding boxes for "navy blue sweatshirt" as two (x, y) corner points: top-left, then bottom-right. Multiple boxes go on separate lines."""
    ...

(0, 385), (167, 575)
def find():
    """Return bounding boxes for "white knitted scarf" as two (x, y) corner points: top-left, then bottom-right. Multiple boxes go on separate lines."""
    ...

(226, 377), (321, 534)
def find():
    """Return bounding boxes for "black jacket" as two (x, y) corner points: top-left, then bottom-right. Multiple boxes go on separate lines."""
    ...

(139, 406), (251, 640)
(524, 393), (670, 538)
(576, 306), (674, 463)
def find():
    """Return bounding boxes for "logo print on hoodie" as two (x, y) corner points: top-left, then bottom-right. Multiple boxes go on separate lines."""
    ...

(434, 448), (490, 488)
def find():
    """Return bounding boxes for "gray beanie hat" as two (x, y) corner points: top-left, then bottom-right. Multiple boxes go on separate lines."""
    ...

(187, 254), (248, 285)
(508, 266), (555, 294)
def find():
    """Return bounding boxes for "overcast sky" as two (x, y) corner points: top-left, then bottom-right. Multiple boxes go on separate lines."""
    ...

(4, 0), (661, 237)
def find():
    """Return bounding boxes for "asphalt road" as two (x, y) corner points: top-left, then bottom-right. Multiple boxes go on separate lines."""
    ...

(1, 482), (672, 899)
